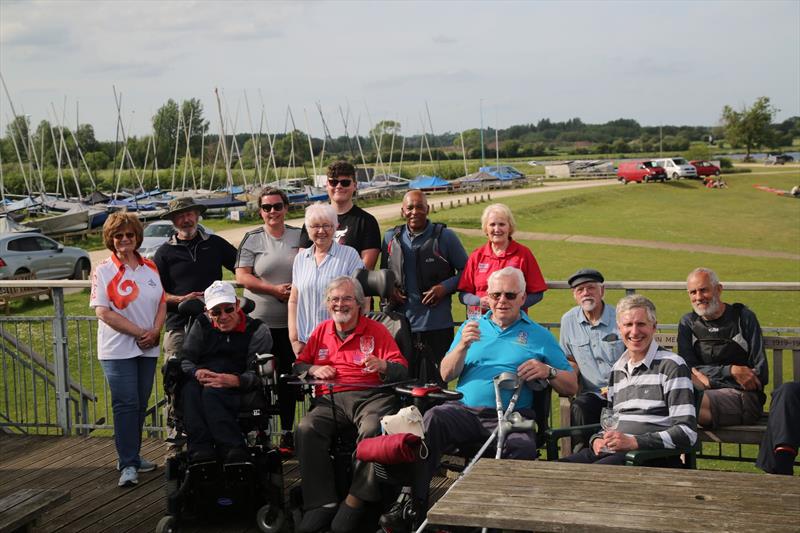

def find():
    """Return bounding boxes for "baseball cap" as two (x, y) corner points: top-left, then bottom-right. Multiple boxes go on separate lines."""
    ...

(204, 281), (237, 309)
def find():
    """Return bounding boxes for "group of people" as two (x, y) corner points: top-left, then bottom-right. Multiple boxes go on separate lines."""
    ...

(88, 160), (797, 532)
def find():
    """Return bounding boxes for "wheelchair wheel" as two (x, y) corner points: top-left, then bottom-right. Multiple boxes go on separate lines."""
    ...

(155, 515), (177, 533)
(255, 503), (285, 533)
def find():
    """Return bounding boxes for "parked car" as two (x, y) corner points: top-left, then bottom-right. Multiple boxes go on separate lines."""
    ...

(765, 153), (794, 165)
(690, 160), (721, 178)
(138, 220), (214, 259)
(616, 160), (667, 184)
(652, 157), (698, 180)
(0, 233), (91, 280)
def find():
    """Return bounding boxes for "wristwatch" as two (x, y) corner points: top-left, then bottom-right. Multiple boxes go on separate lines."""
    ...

(547, 365), (558, 380)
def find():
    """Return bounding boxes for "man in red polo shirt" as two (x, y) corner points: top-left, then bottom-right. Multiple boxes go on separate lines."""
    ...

(293, 276), (407, 533)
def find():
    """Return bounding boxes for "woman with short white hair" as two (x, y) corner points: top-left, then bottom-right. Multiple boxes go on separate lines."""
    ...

(458, 203), (547, 310)
(288, 202), (364, 355)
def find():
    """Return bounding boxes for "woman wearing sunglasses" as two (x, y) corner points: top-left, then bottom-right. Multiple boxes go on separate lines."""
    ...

(289, 202), (364, 357)
(458, 203), (547, 312)
(235, 187), (301, 447)
(90, 212), (166, 488)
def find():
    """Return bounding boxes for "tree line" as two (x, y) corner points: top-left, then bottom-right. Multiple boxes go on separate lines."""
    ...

(0, 95), (796, 196)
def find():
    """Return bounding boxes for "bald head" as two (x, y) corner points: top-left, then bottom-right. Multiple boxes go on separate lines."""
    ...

(402, 190), (430, 232)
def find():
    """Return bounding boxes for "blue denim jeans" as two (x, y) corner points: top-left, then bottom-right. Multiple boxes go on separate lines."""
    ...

(101, 357), (158, 470)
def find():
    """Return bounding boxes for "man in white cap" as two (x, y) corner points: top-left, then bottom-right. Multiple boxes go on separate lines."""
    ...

(179, 281), (272, 463)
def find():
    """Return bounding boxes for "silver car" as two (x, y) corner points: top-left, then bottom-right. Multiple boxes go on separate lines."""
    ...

(138, 220), (215, 259)
(0, 233), (91, 280)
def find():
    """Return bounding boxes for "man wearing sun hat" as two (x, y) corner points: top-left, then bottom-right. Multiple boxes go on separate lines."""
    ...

(179, 280), (272, 463)
(154, 197), (238, 453)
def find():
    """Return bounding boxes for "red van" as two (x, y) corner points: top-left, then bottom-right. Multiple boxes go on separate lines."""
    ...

(616, 161), (667, 184)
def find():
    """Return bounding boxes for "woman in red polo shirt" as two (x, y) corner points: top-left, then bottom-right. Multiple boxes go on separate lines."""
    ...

(458, 203), (546, 310)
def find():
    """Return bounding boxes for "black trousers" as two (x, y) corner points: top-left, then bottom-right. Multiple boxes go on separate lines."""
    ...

(570, 393), (608, 451)
(182, 379), (244, 455)
(296, 389), (399, 509)
(413, 328), (455, 386)
(270, 327), (299, 430)
(561, 447), (683, 468)
(756, 382), (800, 474)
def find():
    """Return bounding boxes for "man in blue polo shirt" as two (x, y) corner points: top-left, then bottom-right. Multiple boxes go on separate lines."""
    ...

(406, 266), (577, 518)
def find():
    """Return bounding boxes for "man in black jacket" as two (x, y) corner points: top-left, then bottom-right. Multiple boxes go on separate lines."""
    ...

(180, 281), (272, 462)
(678, 267), (768, 427)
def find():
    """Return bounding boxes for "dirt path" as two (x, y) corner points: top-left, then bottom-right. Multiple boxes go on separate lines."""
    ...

(450, 228), (800, 260)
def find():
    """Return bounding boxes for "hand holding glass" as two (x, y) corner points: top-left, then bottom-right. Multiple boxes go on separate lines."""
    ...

(599, 407), (620, 453)
(358, 335), (375, 372)
(467, 305), (483, 322)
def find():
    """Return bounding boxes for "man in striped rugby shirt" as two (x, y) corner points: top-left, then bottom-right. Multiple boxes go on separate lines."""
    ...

(562, 294), (697, 466)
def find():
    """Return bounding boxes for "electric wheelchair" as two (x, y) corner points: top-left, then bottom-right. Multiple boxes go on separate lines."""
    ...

(156, 298), (286, 533)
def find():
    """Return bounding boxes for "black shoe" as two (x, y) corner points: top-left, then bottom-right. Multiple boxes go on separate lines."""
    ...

(224, 447), (250, 465)
(297, 505), (337, 533)
(380, 499), (411, 532)
(188, 447), (216, 464)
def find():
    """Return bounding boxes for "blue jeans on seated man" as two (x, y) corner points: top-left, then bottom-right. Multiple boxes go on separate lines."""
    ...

(101, 357), (158, 471)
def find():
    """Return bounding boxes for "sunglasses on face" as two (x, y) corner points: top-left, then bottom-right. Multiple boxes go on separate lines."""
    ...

(488, 292), (519, 301)
(208, 305), (236, 317)
(113, 232), (136, 240)
(260, 202), (285, 212)
(328, 178), (352, 188)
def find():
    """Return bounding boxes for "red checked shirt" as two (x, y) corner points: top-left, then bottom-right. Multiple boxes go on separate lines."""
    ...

(297, 315), (407, 395)
(458, 239), (547, 298)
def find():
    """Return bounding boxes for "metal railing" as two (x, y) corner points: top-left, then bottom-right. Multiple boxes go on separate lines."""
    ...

(0, 279), (798, 437)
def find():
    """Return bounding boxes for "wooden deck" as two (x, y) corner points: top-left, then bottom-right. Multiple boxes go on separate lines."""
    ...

(0, 434), (455, 532)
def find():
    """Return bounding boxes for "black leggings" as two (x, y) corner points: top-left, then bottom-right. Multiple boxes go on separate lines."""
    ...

(270, 327), (299, 430)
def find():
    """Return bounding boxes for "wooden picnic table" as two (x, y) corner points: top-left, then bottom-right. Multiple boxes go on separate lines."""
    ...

(426, 459), (800, 532)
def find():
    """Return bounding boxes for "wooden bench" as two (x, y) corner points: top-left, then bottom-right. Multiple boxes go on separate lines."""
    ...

(0, 488), (70, 532)
(0, 273), (51, 314)
(557, 333), (800, 460)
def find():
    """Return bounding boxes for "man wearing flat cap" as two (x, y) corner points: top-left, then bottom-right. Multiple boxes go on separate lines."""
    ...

(559, 268), (625, 451)
(154, 197), (238, 452)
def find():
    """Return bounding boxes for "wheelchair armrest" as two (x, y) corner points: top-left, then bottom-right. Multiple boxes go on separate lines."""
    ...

(255, 353), (276, 377)
(394, 383), (463, 413)
(545, 423), (601, 460)
(624, 445), (698, 467)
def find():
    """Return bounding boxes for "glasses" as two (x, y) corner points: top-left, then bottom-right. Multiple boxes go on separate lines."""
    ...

(309, 224), (333, 232)
(328, 178), (352, 188)
(113, 231), (136, 241)
(327, 295), (356, 304)
(488, 292), (519, 301)
(260, 202), (285, 212)
(208, 305), (236, 317)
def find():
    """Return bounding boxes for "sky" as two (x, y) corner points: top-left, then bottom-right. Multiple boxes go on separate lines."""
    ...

(1, 0), (798, 141)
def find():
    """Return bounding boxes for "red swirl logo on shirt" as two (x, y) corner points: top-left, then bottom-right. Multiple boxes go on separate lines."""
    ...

(107, 269), (139, 310)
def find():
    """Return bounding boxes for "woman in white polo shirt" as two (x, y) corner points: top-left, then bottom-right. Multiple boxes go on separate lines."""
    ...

(90, 212), (166, 488)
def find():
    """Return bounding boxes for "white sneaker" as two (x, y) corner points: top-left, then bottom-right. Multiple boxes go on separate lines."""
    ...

(138, 457), (157, 473)
(118, 466), (138, 487)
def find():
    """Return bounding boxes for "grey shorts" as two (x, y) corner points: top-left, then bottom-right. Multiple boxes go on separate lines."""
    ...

(162, 329), (185, 360)
(705, 388), (764, 427)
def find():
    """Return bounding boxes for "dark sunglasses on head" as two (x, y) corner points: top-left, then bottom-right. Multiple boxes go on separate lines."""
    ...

(208, 305), (236, 317)
(113, 231), (136, 240)
(260, 202), (285, 212)
(328, 178), (352, 188)
(488, 292), (519, 301)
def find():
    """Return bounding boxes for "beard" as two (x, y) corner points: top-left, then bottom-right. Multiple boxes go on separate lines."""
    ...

(579, 298), (598, 313)
(693, 298), (722, 319)
(331, 309), (355, 324)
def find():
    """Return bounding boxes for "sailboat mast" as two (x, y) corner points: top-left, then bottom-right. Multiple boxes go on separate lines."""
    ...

(213, 88), (234, 192)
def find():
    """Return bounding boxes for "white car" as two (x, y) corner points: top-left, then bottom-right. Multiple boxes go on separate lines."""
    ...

(652, 157), (698, 180)
(139, 220), (214, 259)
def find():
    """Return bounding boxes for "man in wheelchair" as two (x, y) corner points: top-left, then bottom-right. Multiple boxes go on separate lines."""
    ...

(293, 276), (408, 533)
(179, 280), (273, 463)
(397, 267), (577, 524)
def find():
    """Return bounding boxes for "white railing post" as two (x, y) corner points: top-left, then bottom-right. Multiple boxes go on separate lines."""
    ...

(51, 287), (72, 435)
